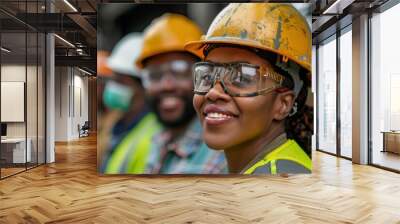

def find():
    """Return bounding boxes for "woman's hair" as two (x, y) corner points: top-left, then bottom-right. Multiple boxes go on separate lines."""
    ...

(285, 83), (313, 156)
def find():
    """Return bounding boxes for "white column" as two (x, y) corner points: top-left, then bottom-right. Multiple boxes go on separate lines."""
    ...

(352, 14), (369, 164)
(46, 32), (55, 163)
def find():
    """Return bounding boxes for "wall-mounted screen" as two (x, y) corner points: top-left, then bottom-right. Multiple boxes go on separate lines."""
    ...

(1, 82), (25, 122)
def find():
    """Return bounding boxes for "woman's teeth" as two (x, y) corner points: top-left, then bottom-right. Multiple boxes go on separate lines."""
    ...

(206, 112), (232, 119)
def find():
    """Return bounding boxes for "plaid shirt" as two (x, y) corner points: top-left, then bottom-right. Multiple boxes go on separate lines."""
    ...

(145, 118), (227, 174)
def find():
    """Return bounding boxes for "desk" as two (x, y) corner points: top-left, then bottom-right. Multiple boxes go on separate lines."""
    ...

(1, 138), (31, 163)
(382, 131), (400, 154)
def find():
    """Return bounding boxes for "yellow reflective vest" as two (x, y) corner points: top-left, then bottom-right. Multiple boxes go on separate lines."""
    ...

(244, 139), (312, 174)
(104, 113), (161, 174)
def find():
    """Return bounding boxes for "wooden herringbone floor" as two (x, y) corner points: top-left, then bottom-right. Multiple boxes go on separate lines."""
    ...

(1, 135), (400, 224)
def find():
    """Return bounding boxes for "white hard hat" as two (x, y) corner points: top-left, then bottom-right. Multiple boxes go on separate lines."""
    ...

(107, 33), (143, 78)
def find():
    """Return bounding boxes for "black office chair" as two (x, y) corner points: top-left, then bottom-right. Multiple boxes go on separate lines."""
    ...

(79, 121), (90, 138)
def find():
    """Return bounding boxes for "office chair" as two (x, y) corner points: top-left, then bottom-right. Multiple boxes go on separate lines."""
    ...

(79, 121), (90, 138)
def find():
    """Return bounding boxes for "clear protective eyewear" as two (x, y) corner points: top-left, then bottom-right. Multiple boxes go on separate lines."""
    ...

(142, 60), (192, 88)
(192, 61), (286, 97)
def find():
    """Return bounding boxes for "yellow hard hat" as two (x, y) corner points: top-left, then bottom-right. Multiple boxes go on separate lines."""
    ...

(184, 3), (311, 72)
(136, 13), (203, 69)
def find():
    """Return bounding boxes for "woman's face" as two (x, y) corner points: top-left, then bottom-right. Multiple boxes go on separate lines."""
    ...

(193, 47), (289, 150)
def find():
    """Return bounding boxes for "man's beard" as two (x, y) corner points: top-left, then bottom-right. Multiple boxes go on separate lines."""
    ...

(147, 94), (196, 128)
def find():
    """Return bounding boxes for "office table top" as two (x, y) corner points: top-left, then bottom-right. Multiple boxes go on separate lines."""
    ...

(381, 131), (400, 134)
(1, 138), (29, 143)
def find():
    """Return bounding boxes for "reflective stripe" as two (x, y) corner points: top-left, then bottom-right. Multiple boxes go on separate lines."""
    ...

(105, 113), (160, 173)
(244, 139), (311, 174)
(270, 160), (277, 175)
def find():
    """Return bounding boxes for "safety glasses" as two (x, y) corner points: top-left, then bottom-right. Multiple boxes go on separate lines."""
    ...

(192, 61), (285, 97)
(142, 60), (192, 88)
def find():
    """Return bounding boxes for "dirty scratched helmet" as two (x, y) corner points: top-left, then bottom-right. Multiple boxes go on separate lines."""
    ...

(185, 3), (311, 102)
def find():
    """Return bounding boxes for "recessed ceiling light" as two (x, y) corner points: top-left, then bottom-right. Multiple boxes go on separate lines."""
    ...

(78, 67), (93, 76)
(54, 34), (75, 48)
(1, 47), (11, 53)
(63, 0), (78, 12)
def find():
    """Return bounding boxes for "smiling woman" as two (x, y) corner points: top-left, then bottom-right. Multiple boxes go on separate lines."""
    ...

(185, 3), (312, 174)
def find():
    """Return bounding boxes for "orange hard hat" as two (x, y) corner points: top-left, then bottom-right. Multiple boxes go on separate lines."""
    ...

(135, 13), (203, 69)
(97, 51), (113, 77)
(184, 3), (311, 72)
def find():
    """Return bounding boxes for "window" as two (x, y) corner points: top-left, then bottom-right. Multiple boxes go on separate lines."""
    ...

(371, 2), (400, 171)
(339, 27), (352, 158)
(317, 35), (337, 154)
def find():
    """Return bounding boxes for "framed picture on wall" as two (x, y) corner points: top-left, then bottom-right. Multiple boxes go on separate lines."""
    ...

(98, 3), (313, 175)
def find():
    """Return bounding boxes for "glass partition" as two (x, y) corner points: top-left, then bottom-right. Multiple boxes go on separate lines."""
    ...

(0, 1), (46, 179)
(38, 32), (45, 165)
(1, 30), (28, 177)
(27, 30), (38, 169)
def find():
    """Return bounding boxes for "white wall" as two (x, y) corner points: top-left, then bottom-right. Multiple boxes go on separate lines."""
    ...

(54, 67), (89, 141)
(0, 65), (39, 138)
(55, 67), (69, 141)
(1, 64), (46, 164)
(1, 65), (26, 134)
(72, 73), (89, 138)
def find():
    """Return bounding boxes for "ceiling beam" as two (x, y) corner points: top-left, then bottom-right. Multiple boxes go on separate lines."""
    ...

(66, 13), (96, 47)
(55, 55), (96, 70)
(322, 0), (356, 14)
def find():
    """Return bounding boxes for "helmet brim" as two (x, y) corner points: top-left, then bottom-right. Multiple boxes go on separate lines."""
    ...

(184, 37), (311, 73)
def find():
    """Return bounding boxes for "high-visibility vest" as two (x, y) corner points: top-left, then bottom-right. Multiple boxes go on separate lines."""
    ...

(104, 113), (161, 174)
(244, 139), (312, 174)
